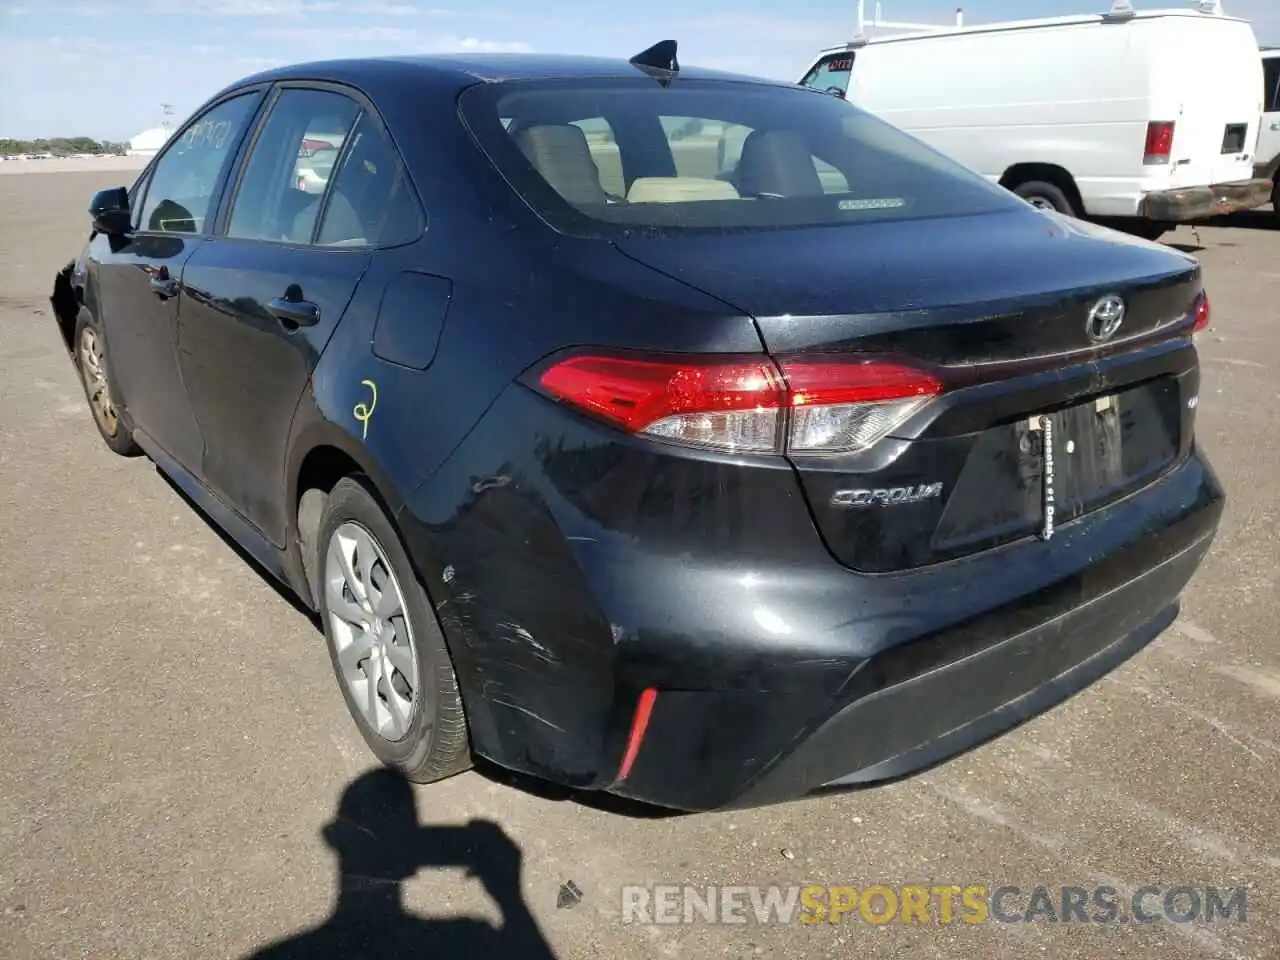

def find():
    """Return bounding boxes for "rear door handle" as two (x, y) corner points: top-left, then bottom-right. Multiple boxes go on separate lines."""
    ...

(1270, 121), (1280, 131)
(149, 276), (179, 299)
(266, 296), (320, 329)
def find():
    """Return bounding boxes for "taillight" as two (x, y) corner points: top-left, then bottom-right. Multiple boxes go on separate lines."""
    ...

(1144, 121), (1175, 165)
(781, 358), (942, 454)
(536, 353), (942, 455)
(1192, 290), (1211, 333)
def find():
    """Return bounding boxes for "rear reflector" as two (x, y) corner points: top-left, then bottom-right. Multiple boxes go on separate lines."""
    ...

(1192, 290), (1211, 333)
(1144, 121), (1175, 165)
(538, 353), (942, 455)
(616, 688), (658, 782)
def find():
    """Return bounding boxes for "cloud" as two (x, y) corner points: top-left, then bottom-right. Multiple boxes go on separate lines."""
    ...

(104, 0), (441, 15)
(452, 37), (533, 53)
(254, 24), (531, 55)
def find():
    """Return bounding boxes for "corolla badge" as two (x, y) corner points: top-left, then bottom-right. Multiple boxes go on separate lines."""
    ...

(831, 483), (944, 508)
(1086, 295), (1126, 343)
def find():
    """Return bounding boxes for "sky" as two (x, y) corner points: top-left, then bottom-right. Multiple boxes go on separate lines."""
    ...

(2, 0), (1278, 140)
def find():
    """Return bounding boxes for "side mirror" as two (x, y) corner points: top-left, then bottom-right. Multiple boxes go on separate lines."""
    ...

(89, 186), (132, 236)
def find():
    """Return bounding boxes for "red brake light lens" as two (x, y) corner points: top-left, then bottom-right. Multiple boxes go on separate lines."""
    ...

(537, 353), (942, 455)
(1144, 121), (1175, 165)
(1192, 290), (1210, 333)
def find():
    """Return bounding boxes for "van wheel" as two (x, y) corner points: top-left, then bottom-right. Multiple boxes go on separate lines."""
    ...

(317, 477), (472, 784)
(1012, 181), (1077, 217)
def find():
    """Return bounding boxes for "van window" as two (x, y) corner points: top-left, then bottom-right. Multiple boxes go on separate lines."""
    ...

(459, 77), (1021, 237)
(799, 53), (855, 98)
(1265, 58), (1280, 113)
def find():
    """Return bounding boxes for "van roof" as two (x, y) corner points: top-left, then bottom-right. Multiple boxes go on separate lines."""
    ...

(818, 8), (1251, 53)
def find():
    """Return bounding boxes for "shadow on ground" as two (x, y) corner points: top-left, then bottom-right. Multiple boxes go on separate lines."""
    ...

(243, 768), (560, 959)
(155, 466), (684, 820)
(1194, 208), (1278, 232)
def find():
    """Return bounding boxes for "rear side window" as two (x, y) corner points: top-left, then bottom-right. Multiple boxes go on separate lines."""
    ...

(1265, 58), (1280, 113)
(316, 113), (423, 247)
(227, 88), (362, 244)
(459, 78), (1019, 236)
(799, 53), (855, 98)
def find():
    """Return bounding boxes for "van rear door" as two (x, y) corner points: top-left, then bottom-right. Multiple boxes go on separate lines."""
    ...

(1258, 55), (1280, 176)
(1152, 17), (1264, 189)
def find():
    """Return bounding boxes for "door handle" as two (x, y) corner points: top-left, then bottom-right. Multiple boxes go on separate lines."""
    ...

(1270, 121), (1280, 131)
(149, 276), (179, 299)
(267, 296), (320, 329)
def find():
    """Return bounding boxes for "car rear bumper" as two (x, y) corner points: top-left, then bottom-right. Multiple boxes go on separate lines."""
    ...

(605, 455), (1223, 811)
(1138, 178), (1271, 221)
(402, 383), (1225, 812)
(728, 527), (1208, 808)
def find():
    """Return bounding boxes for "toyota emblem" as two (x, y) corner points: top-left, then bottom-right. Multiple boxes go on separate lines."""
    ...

(1086, 295), (1125, 343)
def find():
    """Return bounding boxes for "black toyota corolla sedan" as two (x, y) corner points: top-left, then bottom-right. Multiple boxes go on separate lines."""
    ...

(50, 43), (1224, 811)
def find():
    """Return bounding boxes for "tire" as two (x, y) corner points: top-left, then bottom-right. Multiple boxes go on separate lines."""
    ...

(1012, 180), (1078, 217)
(316, 477), (471, 783)
(1271, 177), (1279, 214)
(73, 309), (142, 457)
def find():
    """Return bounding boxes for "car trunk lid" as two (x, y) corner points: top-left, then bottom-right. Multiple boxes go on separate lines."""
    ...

(613, 209), (1203, 572)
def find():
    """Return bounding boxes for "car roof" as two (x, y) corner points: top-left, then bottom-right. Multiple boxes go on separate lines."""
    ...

(230, 52), (789, 95)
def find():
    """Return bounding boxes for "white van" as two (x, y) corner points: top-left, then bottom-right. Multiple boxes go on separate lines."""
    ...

(798, 5), (1272, 238)
(1255, 48), (1280, 209)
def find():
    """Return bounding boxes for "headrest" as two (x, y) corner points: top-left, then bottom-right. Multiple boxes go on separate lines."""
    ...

(736, 129), (824, 198)
(512, 123), (607, 206)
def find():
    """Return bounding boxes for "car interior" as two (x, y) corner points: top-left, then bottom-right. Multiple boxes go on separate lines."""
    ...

(507, 117), (838, 206)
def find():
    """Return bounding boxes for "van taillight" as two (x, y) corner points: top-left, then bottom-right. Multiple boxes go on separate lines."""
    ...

(1144, 121), (1175, 165)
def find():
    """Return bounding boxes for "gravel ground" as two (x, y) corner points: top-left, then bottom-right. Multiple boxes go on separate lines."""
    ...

(1, 170), (1277, 959)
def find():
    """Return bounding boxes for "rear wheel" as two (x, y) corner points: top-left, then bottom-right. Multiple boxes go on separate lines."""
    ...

(1012, 180), (1078, 217)
(1271, 177), (1279, 216)
(73, 310), (141, 457)
(316, 477), (471, 783)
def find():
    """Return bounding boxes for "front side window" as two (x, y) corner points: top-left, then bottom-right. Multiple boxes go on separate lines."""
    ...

(460, 78), (1020, 236)
(129, 169), (153, 231)
(1264, 58), (1280, 114)
(227, 88), (362, 244)
(316, 113), (423, 248)
(138, 94), (258, 235)
(799, 52), (855, 98)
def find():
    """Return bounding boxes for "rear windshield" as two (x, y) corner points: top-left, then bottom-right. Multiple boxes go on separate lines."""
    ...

(458, 77), (1021, 236)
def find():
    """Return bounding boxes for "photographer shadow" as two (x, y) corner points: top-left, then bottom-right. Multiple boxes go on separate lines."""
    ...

(245, 768), (559, 960)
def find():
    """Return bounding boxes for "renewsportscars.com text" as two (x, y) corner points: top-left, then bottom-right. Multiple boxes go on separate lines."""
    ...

(620, 884), (1249, 926)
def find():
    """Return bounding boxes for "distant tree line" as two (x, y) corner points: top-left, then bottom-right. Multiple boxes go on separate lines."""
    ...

(0, 137), (130, 157)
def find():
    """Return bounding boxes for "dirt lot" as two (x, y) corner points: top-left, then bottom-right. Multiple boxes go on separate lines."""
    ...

(1, 170), (1277, 960)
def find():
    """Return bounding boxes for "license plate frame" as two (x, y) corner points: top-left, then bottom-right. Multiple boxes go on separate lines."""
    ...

(1025, 393), (1123, 541)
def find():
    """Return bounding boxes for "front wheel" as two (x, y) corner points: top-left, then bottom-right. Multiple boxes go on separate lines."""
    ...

(73, 310), (141, 457)
(317, 477), (471, 783)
